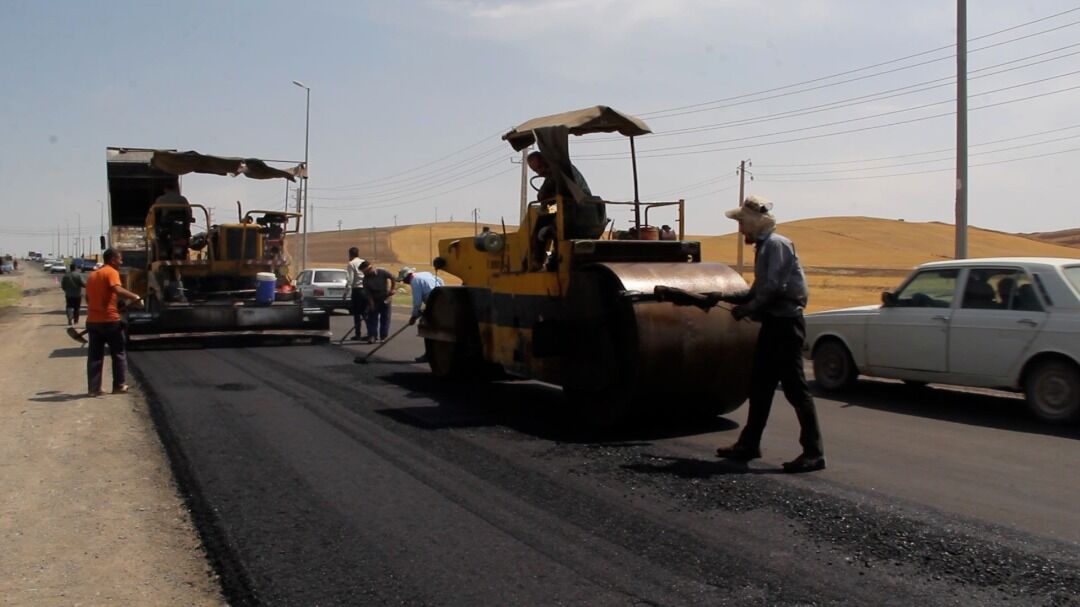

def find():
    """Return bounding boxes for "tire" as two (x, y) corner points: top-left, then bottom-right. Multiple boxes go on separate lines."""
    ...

(812, 339), (857, 391)
(1024, 359), (1080, 423)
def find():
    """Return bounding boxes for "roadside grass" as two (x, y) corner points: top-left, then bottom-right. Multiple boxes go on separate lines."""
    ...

(0, 282), (20, 308)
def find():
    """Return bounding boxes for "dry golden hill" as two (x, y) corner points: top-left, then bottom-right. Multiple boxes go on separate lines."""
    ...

(287, 216), (1078, 311)
(293, 216), (1079, 272)
(1024, 227), (1080, 249)
(694, 217), (1080, 269)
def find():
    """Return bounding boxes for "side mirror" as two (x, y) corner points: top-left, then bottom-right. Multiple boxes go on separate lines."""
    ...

(881, 291), (897, 307)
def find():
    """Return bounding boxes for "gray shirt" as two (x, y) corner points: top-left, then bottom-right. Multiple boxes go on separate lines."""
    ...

(742, 230), (809, 318)
(60, 271), (84, 298)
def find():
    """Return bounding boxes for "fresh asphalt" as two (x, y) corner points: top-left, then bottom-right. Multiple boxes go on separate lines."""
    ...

(131, 313), (1080, 606)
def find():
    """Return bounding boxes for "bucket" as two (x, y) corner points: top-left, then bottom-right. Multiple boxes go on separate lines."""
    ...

(638, 225), (660, 240)
(255, 272), (277, 305)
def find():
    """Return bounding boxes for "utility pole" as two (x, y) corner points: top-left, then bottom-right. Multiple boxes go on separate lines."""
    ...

(955, 0), (969, 259)
(735, 159), (751, 273)
(434, 207), (438, 224)
(473, 208), (479, 235)
(99, 200), (104, 250)
(393, 215), (397, 227)
(519, 147), (530, 223)
(372, 226), (377, 260)
(337, 219), (342, 231)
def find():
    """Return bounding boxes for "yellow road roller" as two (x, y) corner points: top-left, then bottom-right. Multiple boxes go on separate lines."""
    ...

(418, 106), (757, 422)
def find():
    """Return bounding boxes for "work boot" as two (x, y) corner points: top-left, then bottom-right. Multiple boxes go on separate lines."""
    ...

(414, 353), (429, 363)
(714, 443), (762, 461)
(782, 454), (827, 473)
(112, 384), (129, 395)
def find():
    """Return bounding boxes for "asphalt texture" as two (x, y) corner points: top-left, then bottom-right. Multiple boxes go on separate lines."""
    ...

(131, 314), (1080, 606)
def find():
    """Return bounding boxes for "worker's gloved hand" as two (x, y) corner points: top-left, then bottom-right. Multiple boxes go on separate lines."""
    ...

(730, 305), (751, 321)
(408, 314), (419, 326)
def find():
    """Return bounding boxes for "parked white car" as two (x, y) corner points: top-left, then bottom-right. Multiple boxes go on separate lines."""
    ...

(295, 268), (351, 314)
(805, 257), (1080, 423)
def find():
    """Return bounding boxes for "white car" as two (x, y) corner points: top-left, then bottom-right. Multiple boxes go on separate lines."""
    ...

(295, 268), (351, 314)
(805, 257), (1080, 423)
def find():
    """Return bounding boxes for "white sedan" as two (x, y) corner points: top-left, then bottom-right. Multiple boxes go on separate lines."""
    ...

(805, 257), (1080, 423)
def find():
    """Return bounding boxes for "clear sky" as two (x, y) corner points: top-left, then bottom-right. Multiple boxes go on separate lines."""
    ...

(2, 0), (1079, 257)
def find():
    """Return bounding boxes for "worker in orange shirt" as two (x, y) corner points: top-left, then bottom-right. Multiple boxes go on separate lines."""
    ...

(83, 248), (142, 397)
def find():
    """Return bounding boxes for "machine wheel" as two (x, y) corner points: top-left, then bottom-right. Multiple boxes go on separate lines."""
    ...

(813, 339), (857, 391)
(423, 288), (497, 382)
(1024, 358), (1080, 423)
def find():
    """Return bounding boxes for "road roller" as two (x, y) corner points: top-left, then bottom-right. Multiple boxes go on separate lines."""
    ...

(418, 106), (758, 422)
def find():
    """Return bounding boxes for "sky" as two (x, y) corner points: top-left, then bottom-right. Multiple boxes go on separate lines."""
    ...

(2, 0), (1079, 257)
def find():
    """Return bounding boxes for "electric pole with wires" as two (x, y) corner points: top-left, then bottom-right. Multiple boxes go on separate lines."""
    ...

(735, 159), (752, 273)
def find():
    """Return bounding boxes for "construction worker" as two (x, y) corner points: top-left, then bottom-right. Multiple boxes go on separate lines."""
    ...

(398, 267), (444, 363)
(84, 248), (142, 397)
(60, 262), (85, 326)
(713, 195), (825, 473)
(343, 247), (367, 341)
(359, 260), (396, 343)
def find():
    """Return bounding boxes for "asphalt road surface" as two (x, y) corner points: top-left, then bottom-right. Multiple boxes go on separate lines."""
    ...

(131, 313), (1080, 606)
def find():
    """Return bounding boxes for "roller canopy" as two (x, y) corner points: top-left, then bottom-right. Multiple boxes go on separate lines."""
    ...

(150, 150), (301, 181)
(502, 105), (651, 151)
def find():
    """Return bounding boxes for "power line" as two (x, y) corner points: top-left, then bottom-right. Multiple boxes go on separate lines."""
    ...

(754, 132), (1080, 176)
(309, 154), (513, 203)
(318, 165), (517, 212)
(309, 140), (508, 192)
(755, 146), (1080, 183)
(637, 7), (1080, 120)
(596, 43), (1080, 143)
(577, 81), (1080, 161)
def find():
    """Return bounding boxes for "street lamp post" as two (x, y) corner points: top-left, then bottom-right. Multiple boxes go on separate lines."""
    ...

(293, 80), (311, 270)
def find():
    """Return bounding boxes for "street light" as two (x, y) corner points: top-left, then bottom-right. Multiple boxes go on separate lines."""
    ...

(293, 80), (311, 270)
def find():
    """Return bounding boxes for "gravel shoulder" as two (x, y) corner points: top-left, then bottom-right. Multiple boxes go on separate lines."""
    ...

(0, 269), (223, 606)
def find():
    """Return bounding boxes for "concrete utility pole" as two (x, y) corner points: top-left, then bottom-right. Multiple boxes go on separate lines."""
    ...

(955, 0), (969, 259)
(473, 208), (479, 235)
(393, 215), (398, 227)
(293, 80), (311, 270)
(337, 219), (342, 231)
(372, 226), (377, 260)
(518, 147), (530, 223)
(295, 185), (302, 236)
(735, 159), (751, 273)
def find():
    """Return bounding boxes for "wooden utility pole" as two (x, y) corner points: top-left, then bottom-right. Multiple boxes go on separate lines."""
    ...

(955, 0), (969, 259)
(735, 159), (750, 273)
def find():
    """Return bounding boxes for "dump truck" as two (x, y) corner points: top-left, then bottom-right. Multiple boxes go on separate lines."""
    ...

(418, 106), (758, 423)
(105, 147), (330, 343)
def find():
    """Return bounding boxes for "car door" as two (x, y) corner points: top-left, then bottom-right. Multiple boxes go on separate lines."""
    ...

(866, 268), (960, 372)
(948, 267), (1048, 381)
(296, 271), (312, 300)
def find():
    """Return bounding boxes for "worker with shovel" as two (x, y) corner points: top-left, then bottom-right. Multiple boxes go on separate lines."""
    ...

(655, 196), (824, 473)
(398, 267), (444, 363)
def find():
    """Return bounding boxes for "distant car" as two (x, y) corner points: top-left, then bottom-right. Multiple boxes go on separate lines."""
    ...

(805, 257), (1080, 423)
(0, 262), (12, 273)
(49, 262), (69, 274)
(295, 268), (351, 314)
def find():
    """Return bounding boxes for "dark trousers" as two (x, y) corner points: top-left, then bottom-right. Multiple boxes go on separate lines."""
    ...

(738, 315), (824, 457)
(365, 299), (391, 340)
(65, 296), (81, 325)
(351, 288), (368, 336)
(87, 322), (127, 393)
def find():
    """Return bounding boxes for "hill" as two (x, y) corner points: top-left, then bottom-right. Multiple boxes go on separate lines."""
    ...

(1024, 227), (1080, 249)
(294, 217), (1079, 271)
(288, 217), (1079, 311)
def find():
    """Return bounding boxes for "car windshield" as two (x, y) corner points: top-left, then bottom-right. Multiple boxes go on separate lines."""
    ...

(1064, 266), (1080, 296)
(313, 271), (347, 284)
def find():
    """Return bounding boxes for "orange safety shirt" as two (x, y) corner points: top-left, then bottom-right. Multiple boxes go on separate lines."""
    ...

(85, 265), (122, 323)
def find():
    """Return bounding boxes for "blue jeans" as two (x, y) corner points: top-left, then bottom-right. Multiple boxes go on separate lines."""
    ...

(365, 299), (391, 340)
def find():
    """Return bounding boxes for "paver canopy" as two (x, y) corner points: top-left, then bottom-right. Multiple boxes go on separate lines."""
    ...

(150, 150), (301, 181)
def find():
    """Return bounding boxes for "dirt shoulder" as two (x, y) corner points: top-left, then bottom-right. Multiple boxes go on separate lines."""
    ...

(0, 269), (223, 605)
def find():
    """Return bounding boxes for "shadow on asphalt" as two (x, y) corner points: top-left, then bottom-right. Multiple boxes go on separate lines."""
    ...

(814, 379), (1080, 440)
(622, 454), (786, 477)
(29, 392), (90, 403)
(373, 369), (741, 444)
(49, 347), (86, 358)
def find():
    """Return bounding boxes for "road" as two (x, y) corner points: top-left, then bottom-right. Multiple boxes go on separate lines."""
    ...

(131, 313), (1080, 606)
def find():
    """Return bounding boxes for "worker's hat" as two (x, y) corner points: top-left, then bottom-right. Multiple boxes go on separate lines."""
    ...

(725, 195), (774, 220)
(397, 266), (416, 282)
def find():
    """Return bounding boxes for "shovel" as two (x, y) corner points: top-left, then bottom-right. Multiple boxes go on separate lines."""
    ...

(353, 322), (412, 364)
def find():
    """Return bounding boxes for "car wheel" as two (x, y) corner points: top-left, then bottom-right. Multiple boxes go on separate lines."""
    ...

(1024, 359), (1080, 423)
(813, 339), (857, 391)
